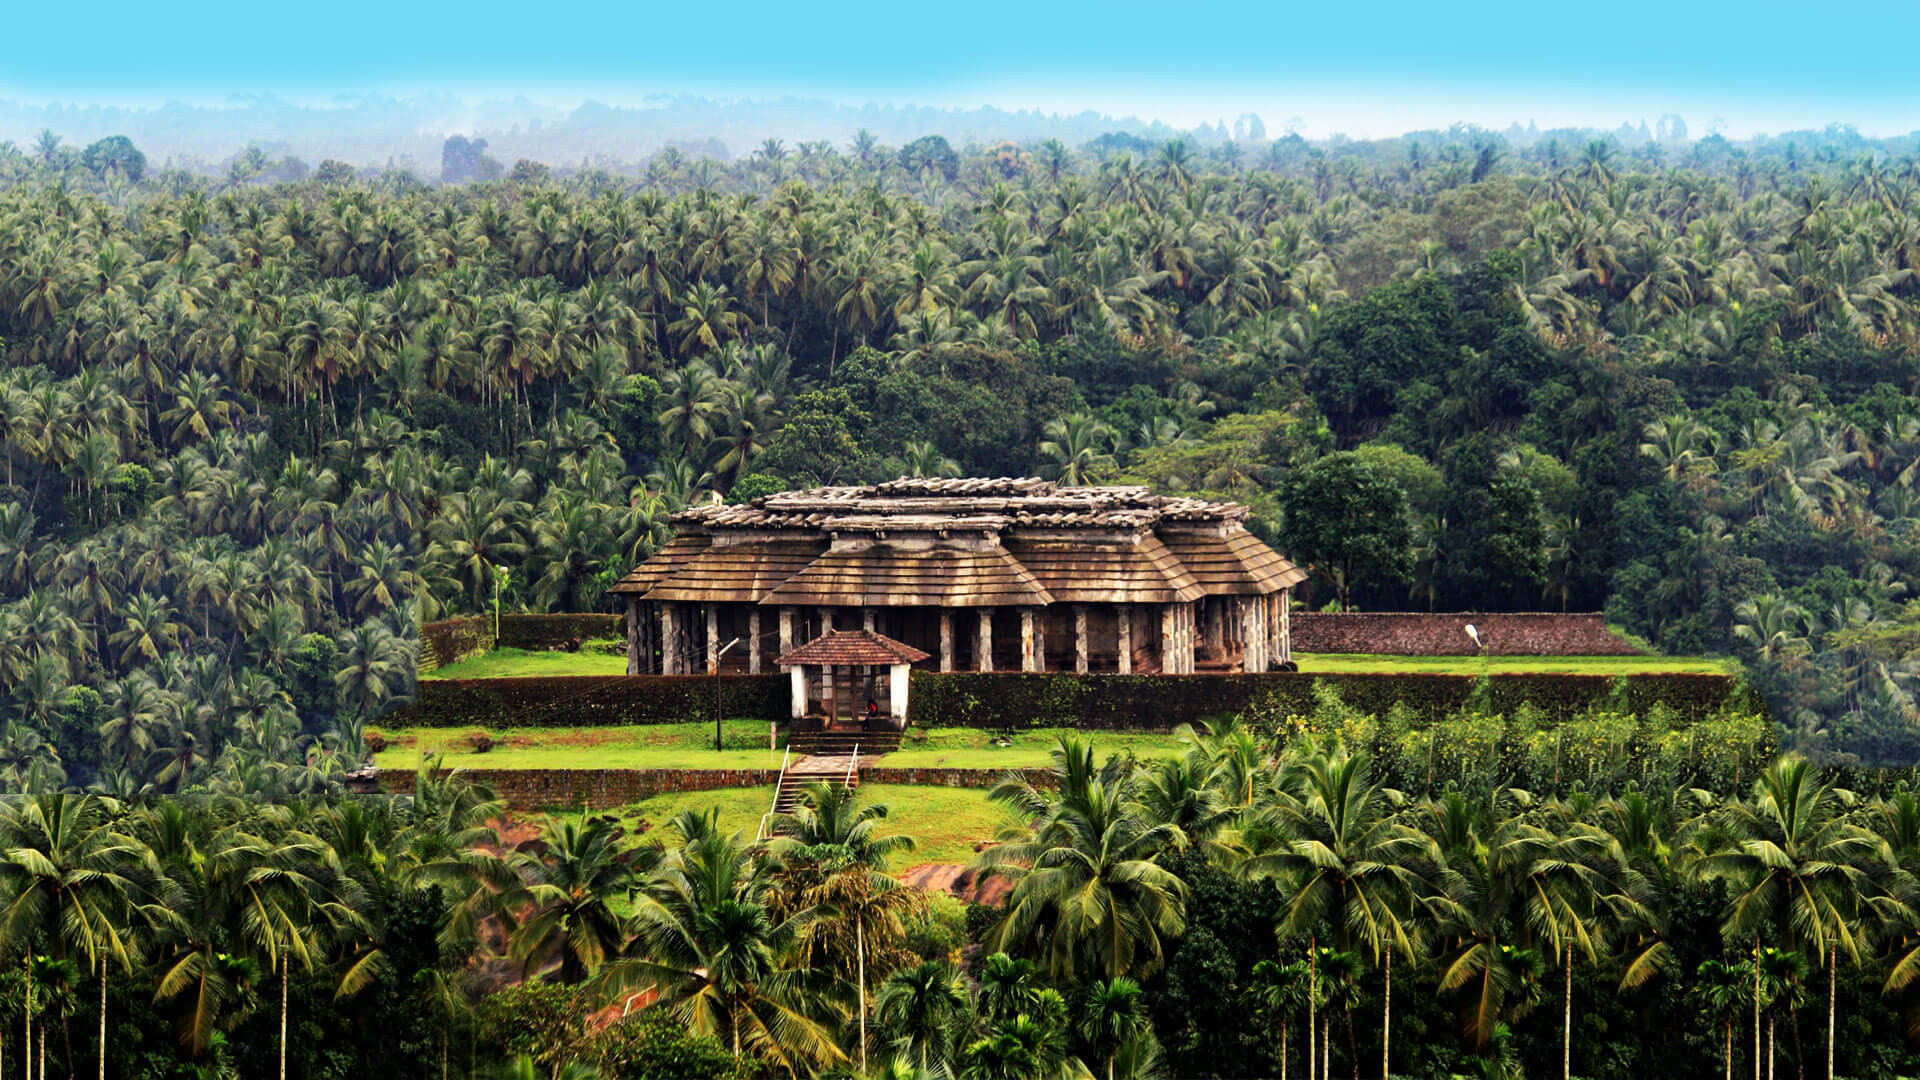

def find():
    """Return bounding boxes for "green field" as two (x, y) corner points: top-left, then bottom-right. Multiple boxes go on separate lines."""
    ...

(370, 719), (788, 771)
(882, 726), (1189, 768)
(581, 783), (1012, 866)
(372, 721), (1190, 773)
(424, 646), (629, 679)
(1291, 653), (1735, 674)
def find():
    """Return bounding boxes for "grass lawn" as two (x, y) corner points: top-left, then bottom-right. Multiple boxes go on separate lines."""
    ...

(883, 726), (1190, 769)
(1292, 653), (1736, 674)
(425, 646), (628, 680)
(371, 722), (1193, 773)
(578, 783), (1012, 866)
(369, 719), (788, 771)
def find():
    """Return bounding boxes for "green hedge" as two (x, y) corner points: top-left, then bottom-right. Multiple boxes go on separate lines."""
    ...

(497, 613), (624, 650)
(905, 671), (1761, 729)
(419, 617), (493, 672)
(398, 675), (787, 728)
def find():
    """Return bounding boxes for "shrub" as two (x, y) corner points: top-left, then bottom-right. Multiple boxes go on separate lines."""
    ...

(401, 675), (789, 728)
(590, 1008), (742, 1080)
(908, 671), (1757, 729)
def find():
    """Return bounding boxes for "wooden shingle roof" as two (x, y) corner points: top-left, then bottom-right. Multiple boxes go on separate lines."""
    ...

(1158, 527), (1309, 596)
(775, 629), (930, 667)
(608, 533), (709, 595)
(761, 546), (1054, 608)
(1004, 535), (1206, 605)
(639, 541), (826, 603)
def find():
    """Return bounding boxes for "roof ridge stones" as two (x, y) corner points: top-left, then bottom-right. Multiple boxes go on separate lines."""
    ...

(673, 477), (1251, 533)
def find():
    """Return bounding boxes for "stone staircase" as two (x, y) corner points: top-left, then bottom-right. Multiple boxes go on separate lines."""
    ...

(765, 725), (904, 823)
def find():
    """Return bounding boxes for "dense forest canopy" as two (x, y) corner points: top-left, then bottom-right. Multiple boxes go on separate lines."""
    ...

(7, 121), (1920, 783)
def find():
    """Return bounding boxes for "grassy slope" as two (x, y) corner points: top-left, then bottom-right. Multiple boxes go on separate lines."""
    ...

(1292, 653), (1735, 674)
(582, 783), (1010, 866)
(424, 647), (629, 680)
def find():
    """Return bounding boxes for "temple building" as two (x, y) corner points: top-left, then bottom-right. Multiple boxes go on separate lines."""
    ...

(610, 477), (1307, 679)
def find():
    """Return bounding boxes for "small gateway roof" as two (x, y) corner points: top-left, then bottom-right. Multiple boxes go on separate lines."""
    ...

(775, 629), (932, 667)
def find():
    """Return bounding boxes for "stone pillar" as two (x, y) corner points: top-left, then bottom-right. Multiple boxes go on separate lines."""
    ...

(778, 606), (794, 665)
(978, 609), (994, 672)
(658, 605), (675, 675)
(1020, 609), (1038, 672)
(625, 600), (640, 675)
(748, 609), (762, 675)
(816, 608), (834, 710)
(863, 607), (876, 631)
(1160, 605), (1175, 673)
(1074, 605), (1089, 674)
(1242, 596), (1262, 673)
(1281, 588), (1292, 662)
(1116, 605), (1132, 674)
(705, 604), (719, 673)
(889, 662), (910, 720)
(1205, 599), (1224, 656)
(789, 666), (808, 720)
(1177, 603), (1194, 674)
(939, 611), (954, 673)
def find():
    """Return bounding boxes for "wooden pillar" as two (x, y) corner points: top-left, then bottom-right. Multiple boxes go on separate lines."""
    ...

(705, 604), (719, 673)
(1074, 605), (1089, 675)
(1020, 609), (1038, 672)
(778, 606), (794, 665)
(1116, 605), (1132, 674)
(939, 611), (954, 673)
(748, 609), (762, 674)
(978, 608), (994, 673)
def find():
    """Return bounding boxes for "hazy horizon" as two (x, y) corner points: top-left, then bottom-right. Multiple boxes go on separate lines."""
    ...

(11, 0), (1920, 156)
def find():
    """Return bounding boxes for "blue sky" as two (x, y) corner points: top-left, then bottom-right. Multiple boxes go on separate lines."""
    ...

(12, 0), (1917, 138)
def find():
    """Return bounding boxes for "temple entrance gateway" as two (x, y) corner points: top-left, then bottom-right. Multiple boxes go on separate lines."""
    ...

(777, 629), (930, 728)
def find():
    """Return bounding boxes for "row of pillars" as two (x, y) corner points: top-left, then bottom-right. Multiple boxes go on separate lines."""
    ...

(627, 590), (1294, 676)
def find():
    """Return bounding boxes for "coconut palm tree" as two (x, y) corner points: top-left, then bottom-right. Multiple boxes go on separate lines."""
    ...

(607, 827), (844, 1070)
(1250, 744), (1438, 1078)
(978, 738), (1187, 981)
(1702, 759), (1881, 1080)
(875, 959), (971, 1077)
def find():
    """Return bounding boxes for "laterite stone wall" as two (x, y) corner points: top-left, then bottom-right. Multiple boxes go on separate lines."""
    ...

(1290, 612), (1642, 656)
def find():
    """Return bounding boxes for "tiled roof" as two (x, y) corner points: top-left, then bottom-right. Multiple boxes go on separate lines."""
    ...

(672, 478), (1252, 533)
(1158, 526), (1310, 595)
(640, 541), (826, 603)
(608, 533), (709, 594)
(762, 546), (1054, 608)
(616, 479), (1305, 606)
(1004, 535), (1206, 604)
(775, 629), (931, 667)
